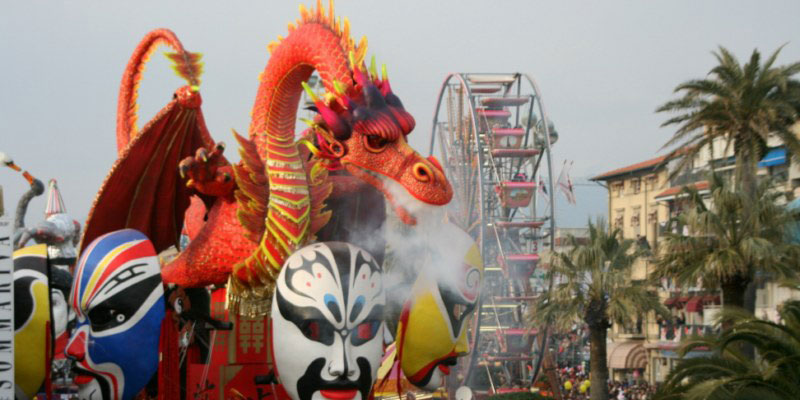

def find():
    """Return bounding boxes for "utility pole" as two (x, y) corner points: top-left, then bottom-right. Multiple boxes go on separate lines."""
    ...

(0, 185), (4, 217)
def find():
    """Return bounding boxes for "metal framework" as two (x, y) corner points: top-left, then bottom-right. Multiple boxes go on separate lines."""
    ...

(428, 73), (557, 394)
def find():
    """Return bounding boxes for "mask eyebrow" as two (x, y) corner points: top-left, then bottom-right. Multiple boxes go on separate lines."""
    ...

(277, 288), (327, 326)
(350, 301), (384, 327)
(98, 262), (149, 296)
(284, 250), (339, 303)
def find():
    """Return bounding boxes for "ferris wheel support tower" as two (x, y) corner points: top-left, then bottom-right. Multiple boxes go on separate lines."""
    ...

(428, 72), (560, 395)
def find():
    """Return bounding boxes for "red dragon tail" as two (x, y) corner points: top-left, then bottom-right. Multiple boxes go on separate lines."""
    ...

(116, 29), (204, 154)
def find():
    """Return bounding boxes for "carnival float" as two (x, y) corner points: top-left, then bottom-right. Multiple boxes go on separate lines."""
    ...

(0, 1), (560, 399)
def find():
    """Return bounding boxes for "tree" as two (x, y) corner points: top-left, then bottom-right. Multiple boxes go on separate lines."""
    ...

(653, 173), (800, 313)
(657, 46), (800, 193)
(654, 300), (800, 400)
(528, 219), (665, 400)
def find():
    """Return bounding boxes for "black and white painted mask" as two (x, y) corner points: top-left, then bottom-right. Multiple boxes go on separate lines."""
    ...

(272, 242), (385, 400)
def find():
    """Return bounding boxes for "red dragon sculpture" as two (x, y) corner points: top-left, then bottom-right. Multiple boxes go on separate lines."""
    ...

(81, 0), (453, 317)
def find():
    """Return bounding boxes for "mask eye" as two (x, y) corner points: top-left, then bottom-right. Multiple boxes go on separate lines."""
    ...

(88, 305), (129, 331)
(300, 319), (336, 345)
(453, 304), (465, 321)
(174, 298), (183, 314)
(351, 320), (380, 345)
(302, 320), (320, 341)
(364, 134), (389, 153)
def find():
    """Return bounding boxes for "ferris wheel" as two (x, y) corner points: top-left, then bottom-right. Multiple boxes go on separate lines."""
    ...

(428, 73), (559, 393)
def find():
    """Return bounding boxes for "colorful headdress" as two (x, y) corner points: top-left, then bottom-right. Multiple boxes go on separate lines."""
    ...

(302, 55), (416, 147)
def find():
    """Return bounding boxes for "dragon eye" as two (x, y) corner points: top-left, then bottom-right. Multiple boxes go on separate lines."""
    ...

(364, 135), (389, 153)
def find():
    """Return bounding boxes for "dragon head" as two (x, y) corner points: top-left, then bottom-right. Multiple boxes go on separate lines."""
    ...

(303, 57), (452, 225)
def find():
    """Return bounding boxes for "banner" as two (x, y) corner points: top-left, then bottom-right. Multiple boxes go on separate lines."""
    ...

(0, 216), (13, 399)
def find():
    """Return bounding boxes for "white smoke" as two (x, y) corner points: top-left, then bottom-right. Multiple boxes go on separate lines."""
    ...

(377, 176), (478, 316)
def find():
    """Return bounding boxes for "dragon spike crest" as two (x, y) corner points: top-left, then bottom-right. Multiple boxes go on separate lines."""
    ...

(304, 54), (415, 143)
(269, 0), (368, 66)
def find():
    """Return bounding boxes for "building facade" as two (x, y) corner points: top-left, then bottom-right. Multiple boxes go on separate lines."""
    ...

(591, 134), (800, 384)
(590, 157), (670, 383)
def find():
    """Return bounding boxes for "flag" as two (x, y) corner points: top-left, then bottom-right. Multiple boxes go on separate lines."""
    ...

(556, 160), (577, 205)
(538, 175), (550, 203)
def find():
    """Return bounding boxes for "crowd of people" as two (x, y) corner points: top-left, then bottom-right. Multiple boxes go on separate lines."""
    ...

(555, 366), (656, 400)
(607, 380), (656, 400)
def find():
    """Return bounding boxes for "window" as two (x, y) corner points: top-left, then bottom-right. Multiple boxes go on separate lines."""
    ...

(614, 209), (624, 228)
(613, 182), (624, 198)
(646, 175), (658, 191)
(631, 206), (641, 227)
(631, 178), (641, 194)
(769, 164), (789, 183)
(648, 204), (658, 223)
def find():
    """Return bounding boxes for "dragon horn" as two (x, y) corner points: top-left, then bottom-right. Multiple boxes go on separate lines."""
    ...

(369, 55), (378, 79)
(332, 79), (346, 95)
(348, 51), (357, 70)
(301, 81), (320, 102)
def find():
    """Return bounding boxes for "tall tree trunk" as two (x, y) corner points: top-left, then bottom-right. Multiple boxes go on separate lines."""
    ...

(720, 274), (751, 312)
(589, 322), (610, 400)
(735, 150), (758, 195)
(720, 274), (755, 359)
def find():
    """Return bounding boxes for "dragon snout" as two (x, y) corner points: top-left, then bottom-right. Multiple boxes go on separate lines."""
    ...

(403, 155), (453, 205)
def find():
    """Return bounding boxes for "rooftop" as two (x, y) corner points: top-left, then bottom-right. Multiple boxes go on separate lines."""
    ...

(654, 180), (710, 200)
(591, 155), (668, 181)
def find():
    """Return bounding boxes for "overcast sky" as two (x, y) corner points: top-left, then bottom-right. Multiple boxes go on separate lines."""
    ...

(2, 1), (799, 229)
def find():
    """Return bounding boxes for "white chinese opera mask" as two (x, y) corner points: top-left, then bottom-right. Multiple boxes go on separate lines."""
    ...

(272, 242), (385, 400)
(66, 229), (165, 400)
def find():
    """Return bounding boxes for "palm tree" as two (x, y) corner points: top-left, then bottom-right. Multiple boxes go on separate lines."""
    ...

(528, 219), (665, 400)
(653, 173), (800, 313)
(657, 46), (800, 193)
(654, 300), (800, 400)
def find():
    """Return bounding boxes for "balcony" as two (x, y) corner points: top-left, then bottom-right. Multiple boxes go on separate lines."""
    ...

(658, 323), (719, 342)
(670, 170), (707, 187)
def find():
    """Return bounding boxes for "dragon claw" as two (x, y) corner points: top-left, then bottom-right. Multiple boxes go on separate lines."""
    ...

(179, 163), (190, 179)
(179, 142), (235, 197)
(196, 148), (209, 162)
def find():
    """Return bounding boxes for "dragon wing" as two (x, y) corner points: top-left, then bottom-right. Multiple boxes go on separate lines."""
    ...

(80, 91), (215, 254)
(81, 29), (214, 254)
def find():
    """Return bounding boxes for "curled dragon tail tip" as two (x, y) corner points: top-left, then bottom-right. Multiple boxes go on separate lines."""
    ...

(165, 51), (204, 87)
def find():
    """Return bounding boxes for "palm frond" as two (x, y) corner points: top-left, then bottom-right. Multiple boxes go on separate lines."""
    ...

(656, 300), (800, 398)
